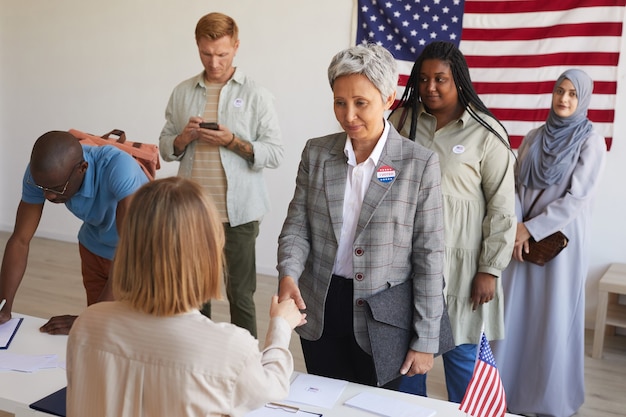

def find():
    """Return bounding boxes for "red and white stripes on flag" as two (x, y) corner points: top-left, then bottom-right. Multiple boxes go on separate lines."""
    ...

(357, 0), (626, 150)
(459, 333), (507, 417)
(459, 0), (625, 149)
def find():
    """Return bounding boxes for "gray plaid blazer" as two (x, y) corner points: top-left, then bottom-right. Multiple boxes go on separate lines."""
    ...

(277, 125), (445, 354)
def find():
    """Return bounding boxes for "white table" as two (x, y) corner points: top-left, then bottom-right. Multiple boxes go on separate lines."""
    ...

(3, 314), (517, 417)
(0, 314), (66, 417)
(279, 372), (518, 417)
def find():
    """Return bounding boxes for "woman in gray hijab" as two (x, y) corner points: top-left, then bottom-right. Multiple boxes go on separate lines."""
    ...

(493, 69), (606, 417)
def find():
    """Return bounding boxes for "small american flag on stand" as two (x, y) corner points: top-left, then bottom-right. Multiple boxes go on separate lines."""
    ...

(459, 332), (507, 417)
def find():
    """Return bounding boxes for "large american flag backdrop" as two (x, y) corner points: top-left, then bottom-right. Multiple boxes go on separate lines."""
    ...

(355, 0), (626, 150)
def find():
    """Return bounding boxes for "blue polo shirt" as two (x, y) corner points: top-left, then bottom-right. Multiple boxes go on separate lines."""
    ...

(22, 145), (149, 259)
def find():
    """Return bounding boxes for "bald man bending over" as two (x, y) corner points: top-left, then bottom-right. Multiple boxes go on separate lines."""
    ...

(0, 131), (148, 334)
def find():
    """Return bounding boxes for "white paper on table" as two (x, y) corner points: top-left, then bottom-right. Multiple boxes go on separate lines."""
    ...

(344, 392), (436, 417)
(0, 352), (59, 372)
(286, 373), (348, 409)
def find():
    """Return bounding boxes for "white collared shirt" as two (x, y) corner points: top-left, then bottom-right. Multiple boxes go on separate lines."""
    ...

(333, 120), (390, 278)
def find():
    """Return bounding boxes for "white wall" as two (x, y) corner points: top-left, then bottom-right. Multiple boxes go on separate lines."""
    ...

(1, 0), (625, 328)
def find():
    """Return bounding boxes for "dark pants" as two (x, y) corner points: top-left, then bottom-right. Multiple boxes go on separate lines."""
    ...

(301, 275), (405, 390)
(301, 275), (378, 385)
(201, 221), (259, 337)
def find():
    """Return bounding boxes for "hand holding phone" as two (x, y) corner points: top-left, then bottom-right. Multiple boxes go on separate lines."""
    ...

(199, 122), (219, 130)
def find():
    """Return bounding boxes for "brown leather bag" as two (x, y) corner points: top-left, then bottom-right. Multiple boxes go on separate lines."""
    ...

(522, 190), (569, 266)
(523, 232), (569, 266)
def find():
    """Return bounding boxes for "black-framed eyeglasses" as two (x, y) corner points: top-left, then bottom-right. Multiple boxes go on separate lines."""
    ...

(27, 160), (84, 196)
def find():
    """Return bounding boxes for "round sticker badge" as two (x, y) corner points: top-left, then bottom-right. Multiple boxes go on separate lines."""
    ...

(452, 144), (465, 154)
(376, 165), (396, 183)
(233, 98), (243, 108)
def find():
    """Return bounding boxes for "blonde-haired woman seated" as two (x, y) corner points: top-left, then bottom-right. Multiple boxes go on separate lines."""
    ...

(67, 177), (306, 417)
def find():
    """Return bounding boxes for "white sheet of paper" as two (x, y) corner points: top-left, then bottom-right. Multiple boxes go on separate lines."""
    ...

(344, 392), (436, 417)
(0, 352), (59, 373)
(286, 373), (347, 409)
(0, 317), (22, 348)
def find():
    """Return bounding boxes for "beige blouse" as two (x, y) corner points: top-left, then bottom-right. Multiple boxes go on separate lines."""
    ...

(389, 104), (516, 344)
(66, 301), (294, 417)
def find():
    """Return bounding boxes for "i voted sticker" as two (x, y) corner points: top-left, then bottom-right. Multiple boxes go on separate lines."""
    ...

(452, 144), (465, 154)
(233, 98), (243, 108)
(376, 165), (396, 183)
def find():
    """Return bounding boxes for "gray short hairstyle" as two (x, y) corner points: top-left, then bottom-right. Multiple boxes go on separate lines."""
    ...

(328, 44), (398, 103)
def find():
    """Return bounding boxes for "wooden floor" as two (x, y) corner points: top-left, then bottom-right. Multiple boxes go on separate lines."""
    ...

(1, 231), (625, 416)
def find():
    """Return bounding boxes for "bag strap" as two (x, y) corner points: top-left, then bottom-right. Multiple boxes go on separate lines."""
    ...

(524, 189), (546, 221)
(101, 129), (127, 144)
(397, 106), (409, 133)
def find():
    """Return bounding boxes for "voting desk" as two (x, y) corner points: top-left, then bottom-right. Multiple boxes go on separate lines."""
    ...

(0, 314), (66, 417)
(264, 372), (518, 417)
(3, 314), (517, 417)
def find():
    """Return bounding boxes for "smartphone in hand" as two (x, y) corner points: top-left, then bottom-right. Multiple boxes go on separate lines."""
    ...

(199, 122), (219, 130)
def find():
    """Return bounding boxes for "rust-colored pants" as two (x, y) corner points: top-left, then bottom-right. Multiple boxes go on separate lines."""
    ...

(78, 243), (112, 305)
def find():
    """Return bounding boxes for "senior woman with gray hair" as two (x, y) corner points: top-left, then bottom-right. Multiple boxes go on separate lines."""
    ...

(277, 44), (446, 388)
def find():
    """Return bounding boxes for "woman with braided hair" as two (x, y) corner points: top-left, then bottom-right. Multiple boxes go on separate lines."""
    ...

(388, 41), (516, 401)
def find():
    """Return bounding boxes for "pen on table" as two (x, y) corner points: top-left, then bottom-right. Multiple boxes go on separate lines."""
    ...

(0, 299), (6, 311)
(266, 402), (323, 416)
(266, 402), (299, 412)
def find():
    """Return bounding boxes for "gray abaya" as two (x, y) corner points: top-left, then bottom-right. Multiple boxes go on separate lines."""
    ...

(493, 128), (605, 417)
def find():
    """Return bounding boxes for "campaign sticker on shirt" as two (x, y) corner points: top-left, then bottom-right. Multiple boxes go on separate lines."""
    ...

(452, 144), (465, 154)
(233, 98), (243, 108)
(376, 165), (396, 183)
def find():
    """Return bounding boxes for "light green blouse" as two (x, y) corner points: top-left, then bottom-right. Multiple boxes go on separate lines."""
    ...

(389, 104), (516, 344)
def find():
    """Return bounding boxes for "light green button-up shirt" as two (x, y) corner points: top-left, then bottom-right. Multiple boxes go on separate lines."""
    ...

(389, 104), (515, 344)
(159, 69), (284, 227)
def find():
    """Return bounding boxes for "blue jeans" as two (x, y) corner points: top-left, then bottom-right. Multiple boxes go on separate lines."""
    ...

(397, 373), (427, 397)
(397, 343), (477, 402)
